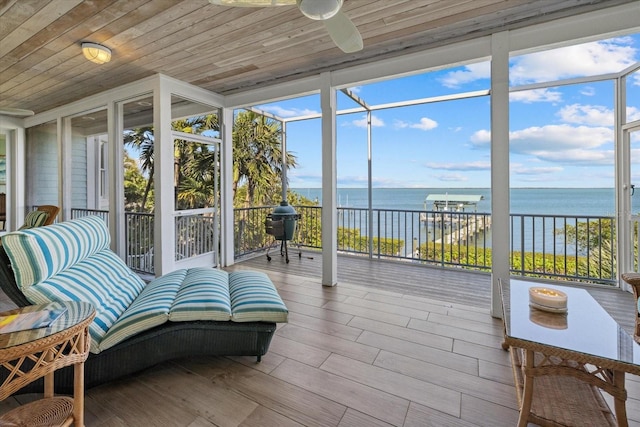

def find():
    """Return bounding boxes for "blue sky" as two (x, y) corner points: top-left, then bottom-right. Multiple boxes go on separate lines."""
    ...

(256, 33), (640, 189)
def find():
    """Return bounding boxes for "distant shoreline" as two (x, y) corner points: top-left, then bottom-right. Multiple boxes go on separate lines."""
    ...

(291, 187), (622, 217)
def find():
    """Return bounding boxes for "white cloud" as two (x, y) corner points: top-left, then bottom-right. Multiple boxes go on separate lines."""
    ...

(510, 124), (611, 151)
(411, 117), (438, 130)
(629, 106), (640, 122)
(509, 88), (562, 103)
(394, 117), (438, 130)
(352, 114), (384, 128)
(426, 161), (491, 171)
(348, 86), (362, 93)
(580, 86), (596, 96)
(531, 149), (613, 165)
(260, 105), (319, 118)
(434, 173), (469, 182)
(634, 73), (640, 87)
(510, 39), (637, 85)
(511, 166), (564, 175)
(394, 119), (408, 129)
(470, 124), (613, 164)
(440, 38), (637, 88)
(557, 104), (613, 126)
(439, 62), (490, 88)
(470, 129), (491, 146)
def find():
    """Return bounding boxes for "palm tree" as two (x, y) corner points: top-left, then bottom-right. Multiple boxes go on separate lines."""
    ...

(124, 111), (296, 210)
(172, 115), (220, 210)
(232, 110), (297, 207)
(123, 127), (154, 211)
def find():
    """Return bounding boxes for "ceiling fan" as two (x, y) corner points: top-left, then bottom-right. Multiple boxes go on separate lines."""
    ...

(0, 107), (34, 117)
(208, 0), (363, 53)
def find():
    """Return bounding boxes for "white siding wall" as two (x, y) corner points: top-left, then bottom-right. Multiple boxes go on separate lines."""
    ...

(25, 124), (58, 210)
(71, 131), (88, 209)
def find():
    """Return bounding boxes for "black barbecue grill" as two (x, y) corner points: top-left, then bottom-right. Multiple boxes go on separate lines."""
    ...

(265, 201), (301, 263)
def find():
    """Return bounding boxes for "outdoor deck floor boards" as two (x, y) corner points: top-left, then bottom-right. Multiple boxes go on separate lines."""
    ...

(0, 251), (639, 426)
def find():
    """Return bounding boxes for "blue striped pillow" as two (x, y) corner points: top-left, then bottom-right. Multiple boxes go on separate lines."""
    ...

(3, 215), (111, 291)
(98, 269), (186, 352)
(24, 250), (146, 353)
(229, 271), (288, 323)
(169, 268), (232, 322)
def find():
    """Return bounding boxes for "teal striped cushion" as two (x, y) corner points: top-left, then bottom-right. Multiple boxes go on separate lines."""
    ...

(24, 250), (146, 353)
(3, 215), (111, 291)
(229, 271), (288, 323)
(18, 210), (49, 230)
(98, 269), (186, 352)
(170, 268), (232, 322)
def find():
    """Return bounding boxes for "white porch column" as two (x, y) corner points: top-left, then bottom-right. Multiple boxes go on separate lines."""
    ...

(109, 101), (126, 257)
(153, 79), (175, 276)
(59, 117), (72, 221)
(615, 75), (632, 289)
(220, 107), (235, 267)
(1, 119), (26, 231)
(490, 31), (510, 318)
(321, 72), (337, 287)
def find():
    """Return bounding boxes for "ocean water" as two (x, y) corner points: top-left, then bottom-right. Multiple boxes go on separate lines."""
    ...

(291, 187), (625, 255)
(292, 187), (622, 216)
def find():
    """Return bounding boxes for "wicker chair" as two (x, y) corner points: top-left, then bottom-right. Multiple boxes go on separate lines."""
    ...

(17, 205), (60, 230)
(36, 205), (60, 226)
(621, 272), (640, 342)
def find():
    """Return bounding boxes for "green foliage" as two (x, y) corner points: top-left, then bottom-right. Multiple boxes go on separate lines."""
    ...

(338, 227), (404, 256)
(560, 218), (614, 252)
(415, 241), (614, 282)
(234, 190), (321, 253)
(123, 127), (154, 211)
(123, 152), (153, 212)
(232, 111), (297, 208)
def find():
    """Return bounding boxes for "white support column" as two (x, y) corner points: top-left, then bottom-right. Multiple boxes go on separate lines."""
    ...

(615, 76), (631, 289)
(321, 72), (337, 287)
(6, 125), (26, 231)
(220, 107), (235, 267)
(109, 101), (126, 257)
(490, 32), (510, 318)
(60, 117), (72, 221)
(153, 80), (175, 276)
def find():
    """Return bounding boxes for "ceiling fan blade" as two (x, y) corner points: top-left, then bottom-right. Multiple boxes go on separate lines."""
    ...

(323, 11), (363, 53)
(0, 107), (34, 117)
(208, 0), (295, 6)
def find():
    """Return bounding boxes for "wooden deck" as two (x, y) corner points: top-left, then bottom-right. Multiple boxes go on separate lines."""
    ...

(1, 251), (639, 426)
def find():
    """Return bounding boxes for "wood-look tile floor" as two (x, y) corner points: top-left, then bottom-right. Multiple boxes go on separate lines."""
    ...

(1, 253), (640, 426)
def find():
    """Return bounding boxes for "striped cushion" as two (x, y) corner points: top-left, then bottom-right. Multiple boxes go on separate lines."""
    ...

(18, 210), (49, 230)
(229, 271), (288, 323)
(169, 268), (232, 322)
(98, 269), (186, 352)
(3, 215), (111, 291)
(24, 250), (146, 353)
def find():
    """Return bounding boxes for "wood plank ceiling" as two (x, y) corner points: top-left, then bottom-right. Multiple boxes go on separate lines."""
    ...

(0, 0), (636, 114)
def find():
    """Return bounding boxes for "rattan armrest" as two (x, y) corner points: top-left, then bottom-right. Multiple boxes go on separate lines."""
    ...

(621, 272), (640, 342)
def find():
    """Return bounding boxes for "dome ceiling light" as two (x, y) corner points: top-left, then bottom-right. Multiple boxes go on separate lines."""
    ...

(81, 42), (112, 64)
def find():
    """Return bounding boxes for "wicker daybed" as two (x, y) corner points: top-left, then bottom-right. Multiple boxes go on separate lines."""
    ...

(0, 216), (287, 394)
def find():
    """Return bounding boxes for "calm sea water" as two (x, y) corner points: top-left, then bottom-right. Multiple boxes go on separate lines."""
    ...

(292, 187), (625, 216)
(291, 187), (628, 255)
